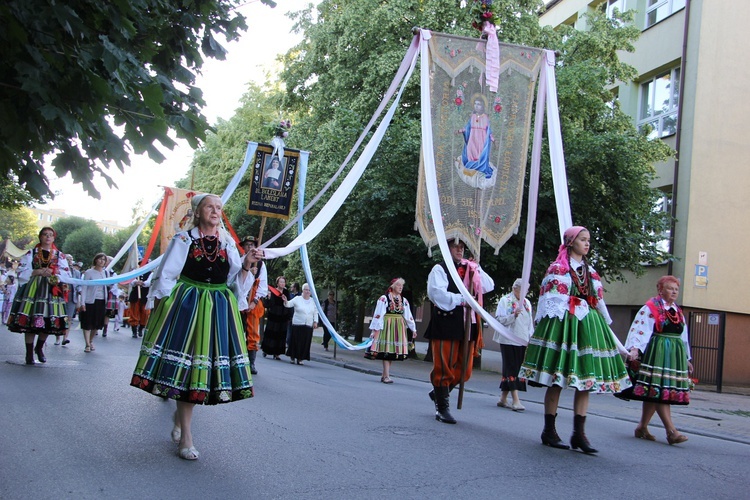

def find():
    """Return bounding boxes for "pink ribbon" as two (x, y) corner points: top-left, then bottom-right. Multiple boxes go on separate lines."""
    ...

(483, 23), (500, 93)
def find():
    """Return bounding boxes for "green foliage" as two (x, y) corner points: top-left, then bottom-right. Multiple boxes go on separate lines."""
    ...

(52, 216), (100, 253)
(0, 0), (250, 206)
(63, 225), (105, 268)
(1, 175), (35, 209)
(0, 207), (38, 247)
(175, 1), (674, 319)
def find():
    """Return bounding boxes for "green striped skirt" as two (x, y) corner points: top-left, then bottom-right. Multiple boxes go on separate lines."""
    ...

(370, 312), (410, 361)
(6, 276), (68, 334)
(622, 331), (691, 405)
(519, 312), (630, 394)
(130, 277), (253, 405)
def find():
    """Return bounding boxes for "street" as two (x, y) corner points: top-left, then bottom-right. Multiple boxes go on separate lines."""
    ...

(1, 322), (748, 500)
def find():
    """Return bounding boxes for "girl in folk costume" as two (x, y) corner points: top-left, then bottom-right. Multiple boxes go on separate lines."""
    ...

(520, 226), (630, 453)
(6, 227), (71, 365)
(368, 278), (417, 384)
(616, 275), (693, 445)
(130, 193), (256, 461)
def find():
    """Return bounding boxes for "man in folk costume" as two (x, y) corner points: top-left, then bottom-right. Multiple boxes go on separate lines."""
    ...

(128, 267), (152, 338)
(238, 236), (267, 375)
(426, 239), (494, 424)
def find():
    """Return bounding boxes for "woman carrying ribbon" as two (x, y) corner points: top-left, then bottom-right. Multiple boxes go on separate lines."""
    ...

(616, 275), (693, 445)
(6, 227), (71, 364)
(519, 226), (630, 453)
(130, 193), (256, 461)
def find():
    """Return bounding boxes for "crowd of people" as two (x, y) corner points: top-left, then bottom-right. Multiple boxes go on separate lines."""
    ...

(3, 215), (694, 461)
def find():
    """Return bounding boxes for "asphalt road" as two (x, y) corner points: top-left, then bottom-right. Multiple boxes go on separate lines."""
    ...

(2, 322), (749, 500)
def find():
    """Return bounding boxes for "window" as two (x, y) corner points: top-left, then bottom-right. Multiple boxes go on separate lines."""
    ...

(47, 214), (53, 221)
(645, 0), (686, 28)
(606, 0), (626, 20)
(654, 192), (672, 255)
(638, 67), (680, 139)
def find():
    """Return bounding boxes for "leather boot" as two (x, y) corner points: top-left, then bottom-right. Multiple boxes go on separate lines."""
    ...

(434, 386), (457, 424)
(34, 338), (47, 363)
(25, 343), (35, 365)
(131, 325), (138, 338)
(541, 413), (570, 449)
(570, 414), (598, 453)
(138, 326), (144, 337)
(248, 350), (258, 375)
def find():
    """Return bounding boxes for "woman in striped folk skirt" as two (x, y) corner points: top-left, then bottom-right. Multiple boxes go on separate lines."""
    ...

(519, 226), (630, 454)
(616, 275), (693, 445)
(368, 278), (417, 384)
(130, 194), (256, 461)
(6, 227), (70, 365)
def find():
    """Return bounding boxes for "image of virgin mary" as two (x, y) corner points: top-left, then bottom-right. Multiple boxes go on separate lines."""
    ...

(456, 94), (496, 189)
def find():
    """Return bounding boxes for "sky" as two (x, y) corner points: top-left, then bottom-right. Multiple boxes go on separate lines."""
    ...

(38, 0), (312, 227)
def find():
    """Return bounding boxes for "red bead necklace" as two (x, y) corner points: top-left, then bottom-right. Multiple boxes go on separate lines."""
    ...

(199, 230), (220, 263)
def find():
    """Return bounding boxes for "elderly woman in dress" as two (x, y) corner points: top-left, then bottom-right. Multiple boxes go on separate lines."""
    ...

(130, 193), (256, 461)
(493, 278), (534, 412)
(616, 275), (693, 445)
(6, 227), (71, 365)
(283, 283), (318, 365)
(368, 278), (417, 384)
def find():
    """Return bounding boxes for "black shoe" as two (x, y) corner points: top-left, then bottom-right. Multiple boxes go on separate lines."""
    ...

(433, 387), (456, 424)
(542, 413), (570, 449)
(541, 430), (570, 449)
(102, 332), (107, 337)
(62, 339), (70, 345)
(570, 433), (598, 454)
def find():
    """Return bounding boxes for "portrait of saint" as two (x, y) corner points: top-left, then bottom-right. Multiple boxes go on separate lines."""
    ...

(262, 156), (285, 190)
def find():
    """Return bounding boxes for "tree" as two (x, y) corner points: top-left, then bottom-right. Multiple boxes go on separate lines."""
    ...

(0, 206), (38, 247)
(52, 216), (100, 253)
(63, 225), (105, 268)
(277, 0), (672, 309)
(0, 0), (271, 206)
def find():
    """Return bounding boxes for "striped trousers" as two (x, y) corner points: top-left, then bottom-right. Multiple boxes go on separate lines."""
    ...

(430, 339), (474, 388)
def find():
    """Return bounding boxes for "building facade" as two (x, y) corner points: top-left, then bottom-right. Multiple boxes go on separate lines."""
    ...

(540, 0), (750, 387)
(30, 206), (126, 235)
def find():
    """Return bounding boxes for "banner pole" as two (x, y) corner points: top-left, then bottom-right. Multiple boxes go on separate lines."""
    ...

(258, 217), (267, 245)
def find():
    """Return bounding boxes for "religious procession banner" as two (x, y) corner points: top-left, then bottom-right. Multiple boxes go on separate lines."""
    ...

(159, 187), (204, 252)
(415, 32), (544, 258)
(247, 143), (300, 220)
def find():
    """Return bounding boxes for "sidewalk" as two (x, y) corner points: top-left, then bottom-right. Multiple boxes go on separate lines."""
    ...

(310, 336), (750, 446)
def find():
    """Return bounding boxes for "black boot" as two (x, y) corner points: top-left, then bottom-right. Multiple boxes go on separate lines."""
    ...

(434, 387), (457, 424)
(571, 414), (598, 454)
(541, 413), (570, 449)
(25, 343), (35, 365)
(248, 350), (258, 375)
(131, 325), (138, 338)
(34, 339), (47, 363)
(138, 326), (144, 338)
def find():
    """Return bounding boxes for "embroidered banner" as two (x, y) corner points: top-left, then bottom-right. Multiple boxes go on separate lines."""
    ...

(247, 143), (300, 220)
(416, 32), (544, 257)
(159, 187), (203, 252)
